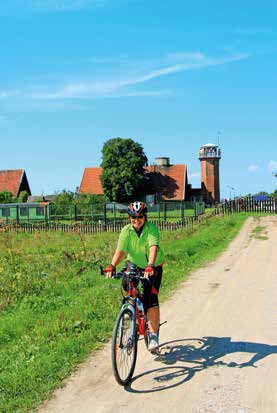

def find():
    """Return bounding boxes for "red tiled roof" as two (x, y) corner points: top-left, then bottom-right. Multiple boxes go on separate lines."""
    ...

(0, 169), (25, 197)
(145, 164), (186, 201)
(79, 164), (187, 200)
(79, 167), (104, 195)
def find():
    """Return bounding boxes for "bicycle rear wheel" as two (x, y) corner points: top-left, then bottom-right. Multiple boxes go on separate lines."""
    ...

(111, 307), (138, 385)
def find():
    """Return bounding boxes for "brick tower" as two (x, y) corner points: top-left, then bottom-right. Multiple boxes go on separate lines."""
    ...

(199, 143), (221, 204)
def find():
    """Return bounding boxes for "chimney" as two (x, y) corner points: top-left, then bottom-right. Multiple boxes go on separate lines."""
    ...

(155, 157), (170, 167)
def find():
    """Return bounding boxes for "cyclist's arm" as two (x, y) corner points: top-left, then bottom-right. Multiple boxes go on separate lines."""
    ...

(147, 245), (158, 266)
(105, 249), (126, 278)
(144, 245), (158, 279)
(111, 249), (126, 267)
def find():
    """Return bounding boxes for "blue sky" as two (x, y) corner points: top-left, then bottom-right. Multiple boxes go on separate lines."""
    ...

(0, 0), (276, 199)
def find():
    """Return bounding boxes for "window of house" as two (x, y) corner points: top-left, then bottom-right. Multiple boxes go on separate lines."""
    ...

(2, 208), (10, 217)
(19, 207), (28, 216)
(36, 207), (45, 216)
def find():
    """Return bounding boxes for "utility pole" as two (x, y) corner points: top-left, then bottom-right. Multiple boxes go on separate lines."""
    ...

(217, 130), (221, 146)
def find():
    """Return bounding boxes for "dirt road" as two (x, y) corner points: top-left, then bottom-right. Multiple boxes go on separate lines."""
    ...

(40, 216), (277, 413)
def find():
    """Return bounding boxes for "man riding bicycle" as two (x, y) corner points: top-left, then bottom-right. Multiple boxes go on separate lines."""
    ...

(105, 201), (165, 352)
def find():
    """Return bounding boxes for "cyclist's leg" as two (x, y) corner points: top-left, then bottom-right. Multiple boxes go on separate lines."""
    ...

(147, 307), (160, 333)
(142, 266), (162, 334)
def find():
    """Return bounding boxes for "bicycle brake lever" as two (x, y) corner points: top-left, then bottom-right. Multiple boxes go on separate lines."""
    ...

(113, 272), (122, 279)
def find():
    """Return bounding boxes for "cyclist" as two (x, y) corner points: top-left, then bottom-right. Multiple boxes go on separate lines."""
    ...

(105, 201), (165, 352)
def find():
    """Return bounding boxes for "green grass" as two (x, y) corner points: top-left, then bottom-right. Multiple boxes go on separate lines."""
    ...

(250, 224), (268, 240)
(0, 213), (250, 412)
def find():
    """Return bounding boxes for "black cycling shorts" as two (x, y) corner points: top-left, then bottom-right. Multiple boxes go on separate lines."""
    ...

(140, 265), (163, 310)
(121, 264), (163, 310)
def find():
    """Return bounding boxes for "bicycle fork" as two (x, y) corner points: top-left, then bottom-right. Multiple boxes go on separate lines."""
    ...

(118, 304), (137, 349)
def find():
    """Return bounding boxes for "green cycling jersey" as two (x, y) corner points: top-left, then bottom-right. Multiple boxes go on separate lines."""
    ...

(116, 221), (165, 268)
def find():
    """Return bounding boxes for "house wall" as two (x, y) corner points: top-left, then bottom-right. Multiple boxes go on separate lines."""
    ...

(0, 204), (49, 221)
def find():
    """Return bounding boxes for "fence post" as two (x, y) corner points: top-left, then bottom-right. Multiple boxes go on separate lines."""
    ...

(104, 203), (107, 225)
(181, 201), (185, 222)
(16, 205), (19, 224)
(45, 205), (48, 223)
(163, 203), (167, 221)
(91, 204), (95, 223)
(194, 201), (197, 218)
(113, 202), (116, 224)
(158, 203), (161, 222)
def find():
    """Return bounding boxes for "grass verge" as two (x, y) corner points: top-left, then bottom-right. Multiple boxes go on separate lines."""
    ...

(0, 213), (251, 412)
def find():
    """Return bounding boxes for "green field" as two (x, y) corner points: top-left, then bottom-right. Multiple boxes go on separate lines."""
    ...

(0, 213), (250, 412)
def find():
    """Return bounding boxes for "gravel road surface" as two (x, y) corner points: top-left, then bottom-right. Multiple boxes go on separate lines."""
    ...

(40, 216), (277, 413)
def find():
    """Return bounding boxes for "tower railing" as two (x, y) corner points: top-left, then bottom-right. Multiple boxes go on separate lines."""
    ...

(199, 148), (221, 159)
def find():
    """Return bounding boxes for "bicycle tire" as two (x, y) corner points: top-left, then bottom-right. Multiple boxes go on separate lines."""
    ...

(111, 307), (138, 385)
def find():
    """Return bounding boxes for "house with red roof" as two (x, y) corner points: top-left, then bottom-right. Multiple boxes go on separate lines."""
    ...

(0, 169), (31, 197)
(79, 167), (103, 196)
(79, 157), (193, 202)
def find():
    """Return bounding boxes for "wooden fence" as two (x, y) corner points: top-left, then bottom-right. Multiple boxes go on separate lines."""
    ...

(1, 216), (198, 234)
(1, 199), (275, 234)
(219, 198), (276, 214)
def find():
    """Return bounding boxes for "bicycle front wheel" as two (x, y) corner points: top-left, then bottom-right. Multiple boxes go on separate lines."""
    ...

(111, 307), (138, 385)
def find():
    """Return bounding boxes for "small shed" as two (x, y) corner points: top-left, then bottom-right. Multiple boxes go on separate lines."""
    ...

(0, 202), (50, 223)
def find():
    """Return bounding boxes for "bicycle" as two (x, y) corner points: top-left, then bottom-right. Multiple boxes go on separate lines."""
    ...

(101, 263), (161, 386)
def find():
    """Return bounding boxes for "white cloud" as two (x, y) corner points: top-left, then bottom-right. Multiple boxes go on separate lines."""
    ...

(125, 52), (249, 86)
(30, 83), (171, 100)
(0, 51), (250, 105)
(28, 51), (250, 100)
(268, 160), (277, 172)
(248, 164), (260, 172)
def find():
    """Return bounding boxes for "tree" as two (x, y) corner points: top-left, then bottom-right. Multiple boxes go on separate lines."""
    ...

(0, 191), (14, 204)
(51, 190), (76, 216)
(100, 138), (148, 202)
(17, 191), (29, 203)
(75, 193), (108, 215)
(76, 193), (108, 206)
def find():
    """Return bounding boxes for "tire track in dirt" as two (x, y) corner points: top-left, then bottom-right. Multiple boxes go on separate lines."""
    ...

(39, 216), (277, 413)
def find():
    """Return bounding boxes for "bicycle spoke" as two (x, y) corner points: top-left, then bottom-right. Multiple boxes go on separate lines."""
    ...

(112, 308), (138, 385)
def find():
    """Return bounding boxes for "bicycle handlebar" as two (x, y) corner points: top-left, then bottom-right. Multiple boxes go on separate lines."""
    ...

(113, 271), (145, 280)
(100, 264), (150, 281)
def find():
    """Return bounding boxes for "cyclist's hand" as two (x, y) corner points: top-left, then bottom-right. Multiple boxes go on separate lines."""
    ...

(144, 265), (154, 279)
(104, 264), (116, 278)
